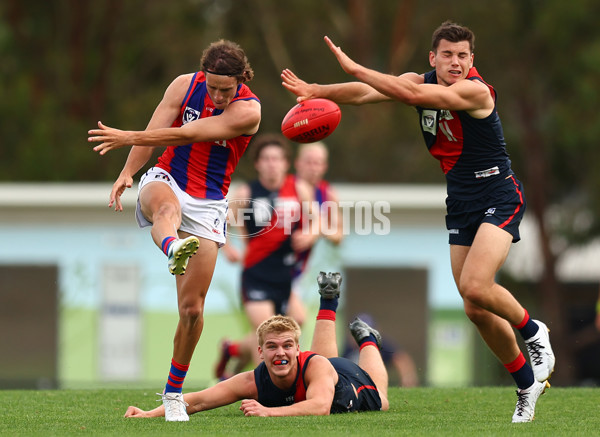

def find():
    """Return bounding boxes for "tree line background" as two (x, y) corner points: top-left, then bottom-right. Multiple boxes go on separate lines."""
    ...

(2, 0), (600, 384)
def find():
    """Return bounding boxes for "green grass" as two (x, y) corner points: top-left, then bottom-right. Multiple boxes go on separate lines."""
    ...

(0, 387), (599, 436)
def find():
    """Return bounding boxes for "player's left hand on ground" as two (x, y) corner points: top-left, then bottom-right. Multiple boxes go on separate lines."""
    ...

(239, 399), (269, 417)
(123, 406), (148, 418)
(88, 121), (131, 155)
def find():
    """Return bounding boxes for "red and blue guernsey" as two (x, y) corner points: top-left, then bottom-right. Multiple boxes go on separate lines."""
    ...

(416, 67), (513, 201)
(156, 71), (260, 199)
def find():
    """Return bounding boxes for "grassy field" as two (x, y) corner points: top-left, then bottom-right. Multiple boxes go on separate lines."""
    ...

(1, 386), (598, 436)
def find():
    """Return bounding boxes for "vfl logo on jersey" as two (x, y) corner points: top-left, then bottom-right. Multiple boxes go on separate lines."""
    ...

(421, 109), (437, 135)
(182, 106), (201, 125)
(422, 109), (458, 142)
(485, 208), (496, 216)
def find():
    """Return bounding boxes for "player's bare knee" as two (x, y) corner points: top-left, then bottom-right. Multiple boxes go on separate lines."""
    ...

(459, 277), (489, 308)
(464, 303), (490, 326)
(153, 202), (180, 223)
(178, 300), (204, 325)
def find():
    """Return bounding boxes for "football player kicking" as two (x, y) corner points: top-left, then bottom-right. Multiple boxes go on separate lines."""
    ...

(124, 272), (389, 418)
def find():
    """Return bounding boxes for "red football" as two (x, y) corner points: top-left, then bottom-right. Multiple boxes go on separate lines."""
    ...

(281, 98), (341, 143)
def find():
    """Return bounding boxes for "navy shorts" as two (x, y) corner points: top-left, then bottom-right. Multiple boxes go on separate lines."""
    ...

(241, 270), (291, 315)
(446, 175), (526, 246)
(329, 357), (382, 413)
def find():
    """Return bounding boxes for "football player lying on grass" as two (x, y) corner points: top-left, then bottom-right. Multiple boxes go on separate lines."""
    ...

(124, 272), (389, 418)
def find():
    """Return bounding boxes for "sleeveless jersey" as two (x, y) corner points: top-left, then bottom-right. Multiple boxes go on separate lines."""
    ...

(243, 174), (301, 284)
(416, 67), (512, 200)
(156, 71), (260, 199)
(253, 352), (382, 413)
(254, 351), (316, 407)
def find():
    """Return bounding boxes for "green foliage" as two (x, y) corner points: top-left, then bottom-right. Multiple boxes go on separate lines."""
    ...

(2, 0), (600, 239)
(0, 387), (598, 436)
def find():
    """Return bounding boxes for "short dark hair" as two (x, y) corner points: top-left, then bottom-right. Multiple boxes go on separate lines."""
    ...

(431, 21), (475, 53)
(201, 39), (254, 83)
(251, 133), (292, 163)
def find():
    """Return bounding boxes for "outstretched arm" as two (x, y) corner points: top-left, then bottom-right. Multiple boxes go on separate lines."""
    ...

(124, 371), (258, 418)
(89, 71), (261, 155)
(324, 36), (492, 112)
(281, 67), (391, 106)
(89, 98), (260, 154)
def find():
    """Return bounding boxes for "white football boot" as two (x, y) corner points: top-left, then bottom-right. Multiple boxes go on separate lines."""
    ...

(524, 320), (556, 382)
(512, 380), (549, 423)
(158, 392), (189, 422)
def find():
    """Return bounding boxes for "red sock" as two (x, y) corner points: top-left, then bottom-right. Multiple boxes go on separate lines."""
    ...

(317, 309), (336, 321)
(512, 308), (530, 330)
(511, 308), (539, 340)
(504, 352), (526, 373)
(227, 342), (240, 357)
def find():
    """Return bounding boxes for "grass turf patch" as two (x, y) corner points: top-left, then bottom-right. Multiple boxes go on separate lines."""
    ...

(0, 387), (598, 436)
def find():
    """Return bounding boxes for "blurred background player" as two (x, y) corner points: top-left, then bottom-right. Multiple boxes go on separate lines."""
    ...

(216, 133), (319, 377)
(88, 39), (260, 421)
(343, 313), (419, 388)
(287, 141), (344, 327)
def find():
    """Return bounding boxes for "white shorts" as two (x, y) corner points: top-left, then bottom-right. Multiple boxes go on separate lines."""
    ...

(135, 167), (228, 247)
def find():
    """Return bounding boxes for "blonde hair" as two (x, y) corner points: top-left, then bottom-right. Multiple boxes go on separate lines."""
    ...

(256, 315), (301, 346)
